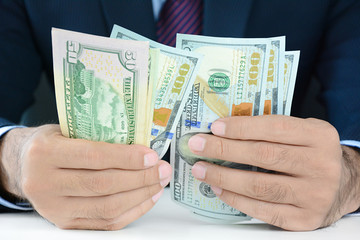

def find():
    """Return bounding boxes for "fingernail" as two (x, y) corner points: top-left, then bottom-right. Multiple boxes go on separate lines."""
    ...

(152, 189), (164, 203)
(188, 135), (206, 152)
(191, 162), (206, 179)
(158, 163), (172, 179)
(211, 186), (223, 195)
(160, 176), (171, 187)
(144, 152), (158, 167)
(211, 121), (226, 136)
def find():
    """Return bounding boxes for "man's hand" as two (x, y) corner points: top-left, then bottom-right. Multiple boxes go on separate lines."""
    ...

(0, 124), (172, 230)
(188, 115), (360, 231)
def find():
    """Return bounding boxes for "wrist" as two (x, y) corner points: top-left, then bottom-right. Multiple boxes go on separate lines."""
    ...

(341, 145), (360, 214)
(0, 127), (34, 198)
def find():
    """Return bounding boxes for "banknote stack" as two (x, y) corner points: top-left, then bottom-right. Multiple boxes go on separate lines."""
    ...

(171, 34), (299, 223)
(52, 26), (299, 224)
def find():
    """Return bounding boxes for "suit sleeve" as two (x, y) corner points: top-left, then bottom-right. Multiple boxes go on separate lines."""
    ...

(315, 0), (360, 142)
(0, 0), (42, 212)
(0, 0), (43, 125)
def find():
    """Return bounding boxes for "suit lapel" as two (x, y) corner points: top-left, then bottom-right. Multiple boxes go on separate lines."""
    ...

(203, 0), (253, 38)
(99, 0), (157, 39)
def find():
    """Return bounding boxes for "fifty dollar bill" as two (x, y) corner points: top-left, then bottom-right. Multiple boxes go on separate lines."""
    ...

(52, 28), (152, 146)
(111, 25), (203, 158)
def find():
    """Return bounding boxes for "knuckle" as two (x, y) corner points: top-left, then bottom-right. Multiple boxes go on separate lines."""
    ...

(137, 200), (151, 217)
(210, 167), (225, 187)
(21, 177), (39, 198)
(146, 184), (162, 199)
(139, 169), (151, 187)
(138, 202), (148, 216)
(127, 145), (148, 167)
(252, 201), (265, 217)
(55, 223), (72, 230)
(143, 185), (153, 199)
(270, 184), (291, 202)
(255, 143), (292, 168)
(311, 188), (334, 209)
(234, 117), (248, 138)
(321, 121), (339, 142)
(226, 193), (238, 207)
(250, 177), (270, 198)
(278, 117), (301, 132)
(253, 202), (284, 228)
(323, 161), (342, 183)
(325, 125), (340, 144)
(250, 177), (292, 203)
(83, 146), (102, 167)
(307, 119), (340, 142)
(81, 173), (112, 195)
(255, 143), (277, 165)
(95, 202), (119, 220)
(106, 220), (129, 231)
(269, 211), (287, 229)
(299, 213), (322, 231)
(104, 223), (121, 231)
(23, 136), (45, 162)
(211, 138), (227, 159)
(251, 178), (266, 198)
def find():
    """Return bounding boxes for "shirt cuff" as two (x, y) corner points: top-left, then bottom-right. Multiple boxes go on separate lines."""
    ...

(0, 125), (25, 138)
(0, 196), (32, 211)
(340, 140), (360, 149)
(0, 125), (32, 211)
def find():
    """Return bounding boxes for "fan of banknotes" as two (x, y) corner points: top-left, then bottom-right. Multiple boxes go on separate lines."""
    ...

(52, 25), (300, 224)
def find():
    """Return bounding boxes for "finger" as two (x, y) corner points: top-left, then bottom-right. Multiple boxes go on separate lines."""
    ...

(210, 115), (331, 146)
(50, 132), (159, 170)
(63, 183), (167, 220)
(61, 190), (164, 230)
(188, 134), (308, 173)
(192, 161), (300, 204)
(213, 189), (314, 231)
(54, 161), (172, 196)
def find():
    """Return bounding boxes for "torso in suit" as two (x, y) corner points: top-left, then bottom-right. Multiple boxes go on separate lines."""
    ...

(0, 0), (360, 212)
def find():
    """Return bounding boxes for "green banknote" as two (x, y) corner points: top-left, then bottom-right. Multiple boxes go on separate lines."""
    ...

(52, 28), (152, 146)
(111, 25), (203, 158)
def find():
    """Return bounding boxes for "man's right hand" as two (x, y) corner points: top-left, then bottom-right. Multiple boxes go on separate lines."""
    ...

(0, 124), (172, 230)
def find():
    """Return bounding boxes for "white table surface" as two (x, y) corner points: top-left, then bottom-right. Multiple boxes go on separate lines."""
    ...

(0, 189), (359, 240)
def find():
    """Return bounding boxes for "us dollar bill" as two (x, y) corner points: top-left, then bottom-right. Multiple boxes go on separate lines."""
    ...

(171, 34), (273, 222)
(283, 51), (300, 115)
(52, 28), (152, 146)
(111, 25), (203, 158)
(264, 37), (285, 115)
(177, 34), (271, 116)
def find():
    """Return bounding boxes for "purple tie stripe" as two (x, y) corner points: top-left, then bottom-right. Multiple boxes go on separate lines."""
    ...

(157, 0), (203, 47)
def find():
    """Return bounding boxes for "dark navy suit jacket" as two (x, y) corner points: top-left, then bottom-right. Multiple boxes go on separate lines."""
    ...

(0, 0), (360, 212)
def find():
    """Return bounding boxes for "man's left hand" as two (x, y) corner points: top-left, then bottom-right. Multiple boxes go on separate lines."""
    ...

(189, 115), (360, 231)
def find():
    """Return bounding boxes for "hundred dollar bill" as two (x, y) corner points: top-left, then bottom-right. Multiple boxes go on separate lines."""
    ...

(177, 34), (270, 116)
(52, 28), (151, 146)
(263, 37), (285, 115)
(283, 51), (300, 115)
(171, 34), (272, 222)
(111, 25), (203, 158)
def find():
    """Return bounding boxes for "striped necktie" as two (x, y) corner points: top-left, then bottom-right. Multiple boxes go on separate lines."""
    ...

(156, 0), (204, 47)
